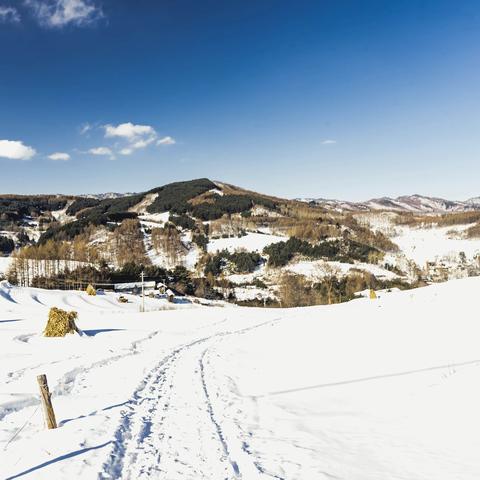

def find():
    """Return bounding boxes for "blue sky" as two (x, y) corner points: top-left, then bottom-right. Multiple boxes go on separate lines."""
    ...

(1, 0), (480, 200)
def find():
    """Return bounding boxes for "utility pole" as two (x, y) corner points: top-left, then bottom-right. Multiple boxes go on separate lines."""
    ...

(141, 271), (145, 313)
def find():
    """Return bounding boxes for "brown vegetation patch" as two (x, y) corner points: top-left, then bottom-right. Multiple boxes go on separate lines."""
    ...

(44, 307), (80, 337)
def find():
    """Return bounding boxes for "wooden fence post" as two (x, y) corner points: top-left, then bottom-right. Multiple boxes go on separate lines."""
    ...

(37, 374), (57, 429)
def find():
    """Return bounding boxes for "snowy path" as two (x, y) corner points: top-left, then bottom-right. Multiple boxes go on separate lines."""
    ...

(99, 320), (278, 480)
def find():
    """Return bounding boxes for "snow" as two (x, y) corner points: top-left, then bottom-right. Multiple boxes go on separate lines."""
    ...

(233, 286), (271, 301)
(286, 259), (399, 280)
(208, 188), (224, 196)
(138, 211), (170, 225)
(393, 225), (480, 266)
(2, 278), (480, 479)
(0, 257), (12, 275)
(207, 233), (286, 254)
(129, 193), (158, 214)
(51, 204), (75, 224)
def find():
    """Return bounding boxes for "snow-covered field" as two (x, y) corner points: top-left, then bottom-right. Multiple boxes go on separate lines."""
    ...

(393, 225), (480, 265)
(2, 278), (480, 479)
(286, 259), (399, 280)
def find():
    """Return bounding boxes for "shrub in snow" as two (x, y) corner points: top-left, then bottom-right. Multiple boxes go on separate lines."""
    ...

(44, 307), (80, 337)
(0, 235), (14, 255)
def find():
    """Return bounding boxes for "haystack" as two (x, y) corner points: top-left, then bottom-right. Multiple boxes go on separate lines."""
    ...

(44, 307), (80, 337)
(86, 284), (96, 296)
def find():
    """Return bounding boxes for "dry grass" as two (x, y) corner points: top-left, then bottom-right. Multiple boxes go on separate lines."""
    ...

(465, 223), (480, 238)
(394, 211), (480, 228)
(44, 307), (79, 337)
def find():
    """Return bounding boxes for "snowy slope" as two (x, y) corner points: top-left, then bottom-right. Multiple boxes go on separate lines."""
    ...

(393, 225), (480, 265)
(286, 259), (399, 280)
(207, 233), (286, 254)
(1, 279), (480, 479)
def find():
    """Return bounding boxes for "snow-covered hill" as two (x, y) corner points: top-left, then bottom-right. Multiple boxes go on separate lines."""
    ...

(301, 194), (480, 213)
(1, 278), (480, 479)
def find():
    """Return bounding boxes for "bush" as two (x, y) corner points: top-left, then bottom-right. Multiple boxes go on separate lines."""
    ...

(204, 250), (263, 275)
(229, 251), (262, 273)
(170, 214), (196, 230)
(0, 235), (14, 254)
(44, 307), (80, 337)
(193, 234), (209, 251)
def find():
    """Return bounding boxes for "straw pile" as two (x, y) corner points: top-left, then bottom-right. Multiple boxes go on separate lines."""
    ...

(44, 307), (80, 337)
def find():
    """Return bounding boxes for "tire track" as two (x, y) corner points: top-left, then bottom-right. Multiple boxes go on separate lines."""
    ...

(98, 319), (279, 480)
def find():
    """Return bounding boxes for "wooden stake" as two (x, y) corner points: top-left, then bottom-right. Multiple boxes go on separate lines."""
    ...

(37, 374), (57, 429)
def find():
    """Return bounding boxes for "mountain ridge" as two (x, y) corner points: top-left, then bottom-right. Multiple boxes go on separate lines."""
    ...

(297, 193), (480, 213)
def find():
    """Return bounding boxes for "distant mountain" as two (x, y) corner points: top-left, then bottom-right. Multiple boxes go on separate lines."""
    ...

(466, 197), (480, 207)
(81, 192), (137, 200)
(298, 194), (480, 213)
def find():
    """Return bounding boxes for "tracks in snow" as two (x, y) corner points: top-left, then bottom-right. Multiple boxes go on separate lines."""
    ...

(99, 320), (279, 480)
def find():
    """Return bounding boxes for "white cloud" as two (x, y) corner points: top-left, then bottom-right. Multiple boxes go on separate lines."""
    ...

(88, 146), (113, 156)
(24, 0), (103, 28)
(102, 122), (176, 156)
(131, 136), (156, 149)
(322, 139), (337, 145)
(104, 122), (156, 140)
(105, 122), (161, 155)
(0, 140), (36, 160)
(0, 5), (20, 23)
(157, 136), (176, 146)
(79, 122), (92, 135)
(48, 152), (70, 161)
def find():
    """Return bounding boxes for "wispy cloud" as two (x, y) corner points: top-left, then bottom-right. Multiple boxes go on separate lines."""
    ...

(88, 146), (114, 159)
(322, 139), (337, 145)
(157, 136), (176, 146)
(0, 5), (20, 23)
(79, 122), (92, 135)
(48, 152), (70, 161)
(24, 0), (103, 28)
(0, 139), (36, 160)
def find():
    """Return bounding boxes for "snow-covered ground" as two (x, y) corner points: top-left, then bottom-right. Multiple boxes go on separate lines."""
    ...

(393, 225), (480, 265)
(207, 232), (286, 254)
(2, 278), (480, 479)
(286, 259), (399, 280)
(0, 257), (12, 275)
